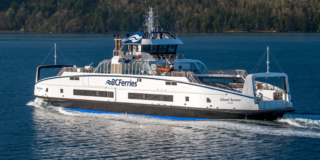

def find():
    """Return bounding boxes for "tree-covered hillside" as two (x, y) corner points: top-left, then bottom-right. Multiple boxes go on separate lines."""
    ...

(1, 0), (320, 33)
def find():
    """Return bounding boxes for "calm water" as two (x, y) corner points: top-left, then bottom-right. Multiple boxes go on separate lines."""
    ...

(1, 33), (320, 159)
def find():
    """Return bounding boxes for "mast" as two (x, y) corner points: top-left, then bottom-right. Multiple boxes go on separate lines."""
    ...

(267, 46), (269, 73)
(54, 43), (57, 65)
(148, 7), (153, 36)
(145, 7), (158, 39)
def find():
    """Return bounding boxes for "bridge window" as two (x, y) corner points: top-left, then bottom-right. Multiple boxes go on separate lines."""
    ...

(158, 45), (168, 53)
(142, 45), (177, 54)
(150, 45), (158, 53)
(207, 98), (211, 103)
(185, 96), (189, 102)
(141, 45), (150, 52)
(168, 45), (177, 53)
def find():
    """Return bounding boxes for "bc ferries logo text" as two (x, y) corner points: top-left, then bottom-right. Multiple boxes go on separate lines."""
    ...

(106, 79), (137, 87)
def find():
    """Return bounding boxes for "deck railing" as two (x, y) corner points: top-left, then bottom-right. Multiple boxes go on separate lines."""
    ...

(202, 82), (233, 90)
(57, 67), (96, 76)
(203, 69), (248, 79)
(170, 71), (201, 83)
(186, 72), (202, 84)
(57, 67), (245, 92)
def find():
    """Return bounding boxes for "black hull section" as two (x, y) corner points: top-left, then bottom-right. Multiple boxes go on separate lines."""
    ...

(39, 97), (295, 121)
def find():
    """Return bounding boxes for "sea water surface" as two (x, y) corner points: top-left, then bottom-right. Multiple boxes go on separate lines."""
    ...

(1, 33), (320, 159)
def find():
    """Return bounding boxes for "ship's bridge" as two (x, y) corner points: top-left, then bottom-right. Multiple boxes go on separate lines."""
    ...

(122, 31), (183, 61)
(119, 7), (183, 61)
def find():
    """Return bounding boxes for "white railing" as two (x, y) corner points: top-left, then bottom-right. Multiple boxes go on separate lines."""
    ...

(204, 69), (248, 78)
(187, 72), (202, 83)
(57, 67), (96, 76)
(171, 71), (201, 83)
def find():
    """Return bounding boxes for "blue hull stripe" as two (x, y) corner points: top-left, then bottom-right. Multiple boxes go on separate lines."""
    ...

(55, 106), (213, 121)
(38, 75), (253, 99)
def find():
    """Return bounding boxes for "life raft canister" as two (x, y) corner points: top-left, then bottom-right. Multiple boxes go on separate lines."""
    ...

(156, 67), (176, 72)
(156, 67), (171, 72)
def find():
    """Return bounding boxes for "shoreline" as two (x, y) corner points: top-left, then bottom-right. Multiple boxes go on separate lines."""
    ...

(0, 30), (319, 34)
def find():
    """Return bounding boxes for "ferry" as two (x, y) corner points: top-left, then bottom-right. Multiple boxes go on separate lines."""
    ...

(34, 7), (294, 121)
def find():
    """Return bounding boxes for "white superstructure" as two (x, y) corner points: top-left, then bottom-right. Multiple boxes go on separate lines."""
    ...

(34, 7), (294, 120)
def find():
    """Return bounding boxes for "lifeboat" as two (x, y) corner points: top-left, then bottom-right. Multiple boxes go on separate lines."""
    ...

(156, 67), (175, 72)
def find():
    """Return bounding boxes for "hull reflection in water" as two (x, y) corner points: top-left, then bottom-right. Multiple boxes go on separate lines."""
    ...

(27, 98), (320, 159)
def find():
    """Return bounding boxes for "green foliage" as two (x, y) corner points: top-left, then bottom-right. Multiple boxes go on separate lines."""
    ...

(0, 0), (320, 33)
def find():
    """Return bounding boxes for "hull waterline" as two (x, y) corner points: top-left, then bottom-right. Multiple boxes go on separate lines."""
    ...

(38, 96), (295, 121)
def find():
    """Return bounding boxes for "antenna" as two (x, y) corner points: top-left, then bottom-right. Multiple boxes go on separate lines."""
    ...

(267, 46), (269, 73)
(54, 43), (57, 65)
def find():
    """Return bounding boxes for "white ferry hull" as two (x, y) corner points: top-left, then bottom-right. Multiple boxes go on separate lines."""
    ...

(36, 96), (294, 121)
(34, 73), (294, 121)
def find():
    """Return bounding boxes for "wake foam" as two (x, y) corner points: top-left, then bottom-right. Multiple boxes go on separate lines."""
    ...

(277, 114), (320, 129)
(27, 98), (320, 138)
(26, 101), (34, 106)
(56, 107), (81, 116)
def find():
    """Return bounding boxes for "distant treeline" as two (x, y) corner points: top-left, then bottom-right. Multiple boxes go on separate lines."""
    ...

(1, 0), (320, 33)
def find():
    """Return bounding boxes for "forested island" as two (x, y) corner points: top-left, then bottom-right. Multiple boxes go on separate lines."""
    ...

(1, 0), (320, 33)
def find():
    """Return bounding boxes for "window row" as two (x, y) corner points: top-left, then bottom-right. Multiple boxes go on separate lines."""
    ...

(126, 45), (177, 54)
(70, 77), (80, 80)
(165, 81), (177, 85)
(74, 89), (114, 98)
(128, 93), (173, 102)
